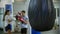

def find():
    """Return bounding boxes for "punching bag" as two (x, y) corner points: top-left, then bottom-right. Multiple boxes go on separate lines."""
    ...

(32, 29), (41, 34)
(28, 0), (56, 31)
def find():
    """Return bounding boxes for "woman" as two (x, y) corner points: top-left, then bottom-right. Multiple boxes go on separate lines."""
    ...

(3, 10), (12, 34)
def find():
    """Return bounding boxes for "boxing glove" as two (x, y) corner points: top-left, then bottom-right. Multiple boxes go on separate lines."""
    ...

(18, 16), (24, 22)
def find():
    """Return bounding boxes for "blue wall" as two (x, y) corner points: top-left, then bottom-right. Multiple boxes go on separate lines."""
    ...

(5, 4), (12, 13)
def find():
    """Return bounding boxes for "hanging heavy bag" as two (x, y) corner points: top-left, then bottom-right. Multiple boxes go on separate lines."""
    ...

(28, 0), (56, 31)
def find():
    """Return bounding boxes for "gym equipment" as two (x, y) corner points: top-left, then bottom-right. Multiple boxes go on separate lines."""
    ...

(15, 12), (25, 23)
(28, 0), (56, 31)
(32, 29), (41, 34)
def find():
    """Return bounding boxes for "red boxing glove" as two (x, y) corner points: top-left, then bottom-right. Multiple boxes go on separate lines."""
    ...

(16, 12), (24, 22)
(18, 16), (24, 22)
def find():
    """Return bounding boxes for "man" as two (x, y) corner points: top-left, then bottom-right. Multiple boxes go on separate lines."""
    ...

(21, 10), (28, 34)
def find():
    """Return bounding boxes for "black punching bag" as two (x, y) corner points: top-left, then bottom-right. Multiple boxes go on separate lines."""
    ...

(28, 0), (56, 31)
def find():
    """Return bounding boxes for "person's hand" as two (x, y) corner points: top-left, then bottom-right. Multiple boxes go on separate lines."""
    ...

(8, 19), (12, 23)
(21, 18), (28, 24)
(18, 16), (24, 22)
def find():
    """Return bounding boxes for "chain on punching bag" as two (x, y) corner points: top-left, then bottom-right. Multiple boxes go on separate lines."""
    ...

(28, 0), (56, 31)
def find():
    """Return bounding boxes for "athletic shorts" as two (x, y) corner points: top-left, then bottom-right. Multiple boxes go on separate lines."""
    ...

(21, 28), (27, 34)
(5, 24), (12, 31)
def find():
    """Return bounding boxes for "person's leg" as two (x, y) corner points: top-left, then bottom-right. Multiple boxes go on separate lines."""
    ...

(7, 29), (11, 34)
(21, 28), (27, 34)
(21, 28), (23, 34)
(7, 24), (12, 34)
(21, 32), (27, 34)
(22, 33), (26, 34)
(23, 28), (27, 34)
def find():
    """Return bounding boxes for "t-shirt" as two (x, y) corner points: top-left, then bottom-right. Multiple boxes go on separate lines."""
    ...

(21, 16), (28, 28)
(4, 15), (16, 27)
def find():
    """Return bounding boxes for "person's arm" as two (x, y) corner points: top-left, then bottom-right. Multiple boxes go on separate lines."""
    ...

(21, 17), (29, 24)
(8, 19), (12, 23)
(23, 19), (29, 24)
(7, 15), (12, 23)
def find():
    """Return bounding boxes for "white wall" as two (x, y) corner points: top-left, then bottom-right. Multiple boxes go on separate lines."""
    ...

(13, 0), (30, 16)
(54, 2), (60, 8)
(54, 1), (60, 30)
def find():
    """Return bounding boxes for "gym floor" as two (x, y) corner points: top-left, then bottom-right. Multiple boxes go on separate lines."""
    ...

(41, 29), (59, 34)
(0, 30), (21, 34)
(0, 30), (59, 34)
(0, 31), (21, 34)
